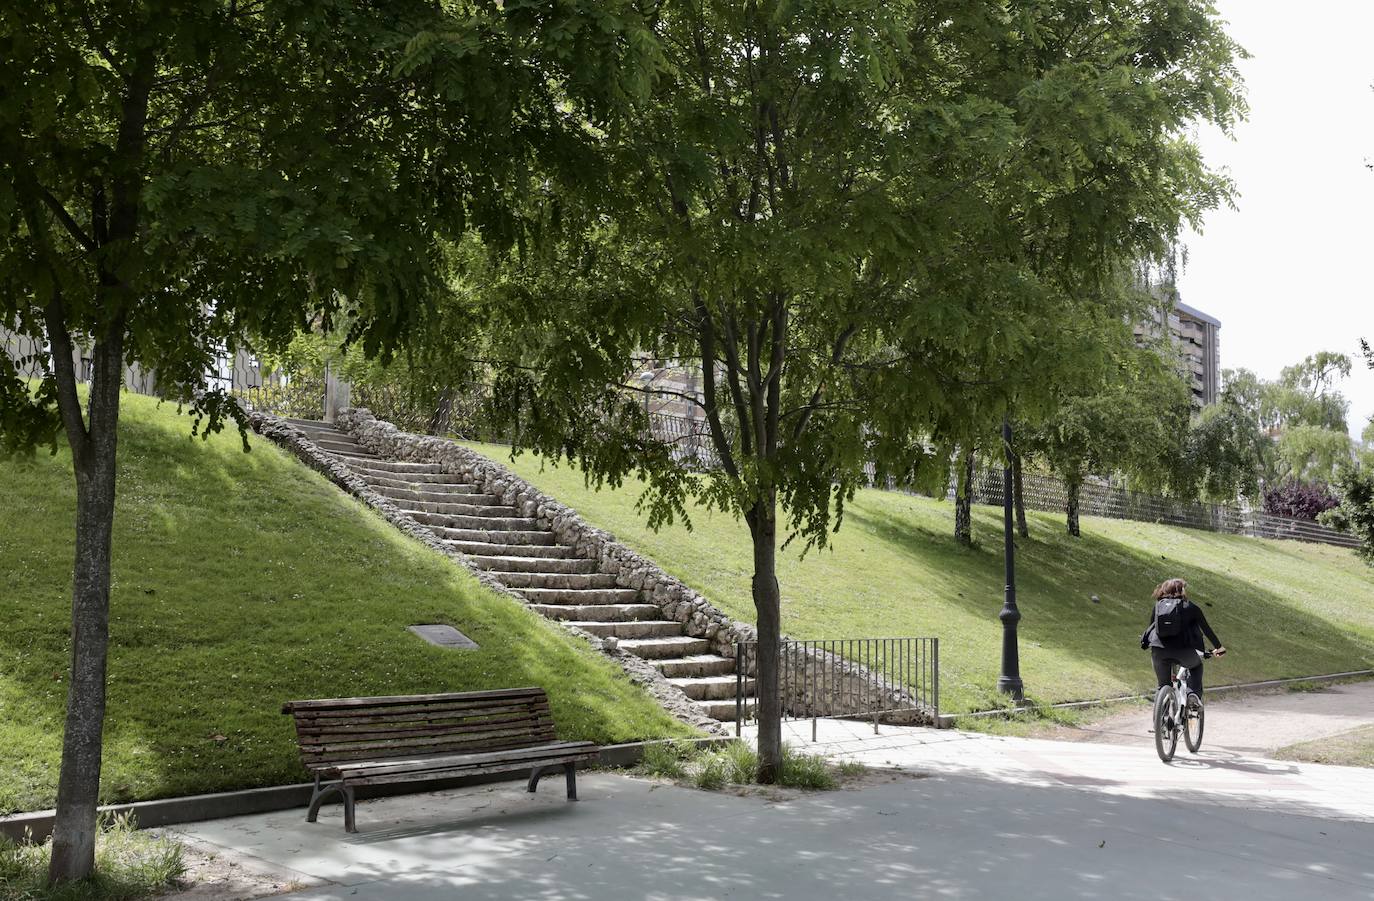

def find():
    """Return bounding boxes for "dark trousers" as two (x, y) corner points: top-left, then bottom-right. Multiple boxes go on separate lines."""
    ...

(1151, 648), (1203, 696)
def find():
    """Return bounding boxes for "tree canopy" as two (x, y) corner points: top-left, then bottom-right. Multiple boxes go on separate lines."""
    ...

(459, 0), (1245, 778)
(0, 0), (654, 881)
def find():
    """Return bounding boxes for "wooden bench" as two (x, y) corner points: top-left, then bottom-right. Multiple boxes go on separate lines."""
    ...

(281, 687), (599, 832)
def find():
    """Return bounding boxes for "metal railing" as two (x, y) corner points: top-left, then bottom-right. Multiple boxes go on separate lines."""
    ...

(735, 637), (939, 738)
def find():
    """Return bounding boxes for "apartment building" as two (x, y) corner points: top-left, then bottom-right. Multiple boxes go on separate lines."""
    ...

(1134, 297), (1222, 406)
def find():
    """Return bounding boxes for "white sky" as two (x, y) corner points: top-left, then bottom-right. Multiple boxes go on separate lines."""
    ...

(1175, 0), (1374, 439)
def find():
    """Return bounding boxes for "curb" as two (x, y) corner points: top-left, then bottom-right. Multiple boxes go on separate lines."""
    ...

(0, 737), (732, 845)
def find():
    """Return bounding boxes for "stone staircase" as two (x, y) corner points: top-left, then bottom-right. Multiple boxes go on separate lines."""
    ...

(286, 418), (755, 721)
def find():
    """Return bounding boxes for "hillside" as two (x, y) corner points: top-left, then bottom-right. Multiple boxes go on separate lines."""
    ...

(467, 442), (1374, 713)
(0, 397), (690, 815)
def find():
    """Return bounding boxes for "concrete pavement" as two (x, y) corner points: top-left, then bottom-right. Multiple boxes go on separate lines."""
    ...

(1044, 680), (1374, 755)
(172, 721), (1374, 900)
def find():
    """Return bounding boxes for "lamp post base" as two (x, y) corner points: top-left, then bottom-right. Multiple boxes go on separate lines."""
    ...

(996, 676), (1023, 701)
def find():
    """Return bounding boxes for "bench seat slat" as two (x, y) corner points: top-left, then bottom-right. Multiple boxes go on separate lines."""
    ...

(283, 687), (545, 713)
(345, 753), (598, 788)
(324, 741), (598, 779)
(303, 730), (554, 758)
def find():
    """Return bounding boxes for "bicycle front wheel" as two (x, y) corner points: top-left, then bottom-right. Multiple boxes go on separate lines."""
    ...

(1154, 686), (1178, 762)
(1184, 696), (1205, 753)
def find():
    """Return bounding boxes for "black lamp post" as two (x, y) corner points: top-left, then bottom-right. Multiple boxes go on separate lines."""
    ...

(997, 416), (1024, 700)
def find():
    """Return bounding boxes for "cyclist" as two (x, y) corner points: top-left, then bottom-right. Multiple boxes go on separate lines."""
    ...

(1140, 577), (1226, 704)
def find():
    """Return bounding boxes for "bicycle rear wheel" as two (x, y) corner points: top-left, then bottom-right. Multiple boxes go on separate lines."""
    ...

(1184, 695), (1205, 753)
(1153, 686), (1178, 762)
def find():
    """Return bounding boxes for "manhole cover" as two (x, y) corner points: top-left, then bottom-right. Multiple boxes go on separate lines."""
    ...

(408, 624), (479, 649)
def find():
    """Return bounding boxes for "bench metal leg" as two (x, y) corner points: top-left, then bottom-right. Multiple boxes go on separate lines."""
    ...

(342, 785), (357, 834)
(528, 763), (579, 800)
(307, 776), (341, 824)
(306, 776), (358, 832)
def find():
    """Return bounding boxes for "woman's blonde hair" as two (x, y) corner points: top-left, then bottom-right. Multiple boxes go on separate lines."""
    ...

(1153, 578), (1188, 601)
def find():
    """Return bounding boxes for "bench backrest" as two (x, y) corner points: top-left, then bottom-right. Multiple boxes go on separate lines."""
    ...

(281, 687), (558, 771)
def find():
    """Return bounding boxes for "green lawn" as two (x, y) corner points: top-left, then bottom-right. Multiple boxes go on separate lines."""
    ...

(0, 396), (691, 815)
(1276, 725), (1374, 768)
(467, 442), (1374, 714)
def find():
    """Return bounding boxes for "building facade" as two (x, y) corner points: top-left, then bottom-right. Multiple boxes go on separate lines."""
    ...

(1134, 297), (1221, 406)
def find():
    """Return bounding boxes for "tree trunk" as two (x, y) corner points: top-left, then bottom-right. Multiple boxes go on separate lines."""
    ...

(746, 493), (783, 784)
(1013, 451), (1028, 538)
(48, 336), (123, 884)
(954, 449), (974, 545)
(1065, 474), (1081, 538)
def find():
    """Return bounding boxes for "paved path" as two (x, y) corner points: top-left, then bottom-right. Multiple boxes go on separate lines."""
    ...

(174, 722), (1374, 900)
(1040, 679), (1374, 754)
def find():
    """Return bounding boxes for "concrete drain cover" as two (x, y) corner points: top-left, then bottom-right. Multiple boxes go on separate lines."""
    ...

(408, 624), (479, 649)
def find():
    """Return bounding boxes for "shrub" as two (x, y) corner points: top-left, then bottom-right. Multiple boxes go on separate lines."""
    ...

(638, 740), (696, 780)
(1263, 479), (1339, 521)
(0, 814), (185, 900)
(778, 745), (837, 790)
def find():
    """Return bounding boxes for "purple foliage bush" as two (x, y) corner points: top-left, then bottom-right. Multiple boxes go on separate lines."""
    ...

(1263, 480), (1340, 521)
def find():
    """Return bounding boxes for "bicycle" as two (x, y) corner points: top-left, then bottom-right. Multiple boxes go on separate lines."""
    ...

(1152, 648), (1224, 762)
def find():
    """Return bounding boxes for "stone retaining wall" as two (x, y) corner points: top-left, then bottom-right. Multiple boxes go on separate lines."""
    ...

(334, 408), (758, 660)
(248, 411), (726, 736)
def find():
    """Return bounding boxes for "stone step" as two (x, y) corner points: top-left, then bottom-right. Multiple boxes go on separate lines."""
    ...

(344, 459), (449, 476)
(403, 505), (522, 522)
(285, 420), (343, 437)
(651, 655), (738, 679)
(445, 541), (577, 559)
(470, 556), (599, 574)
(451, 514), (543, 531)
(374, 485), (494, 505)
(396, 499), (510, 516)
(670, 675), (754, 702)
(514, 587), (640, 605)
(365, 474), (484, 495)
(616, 635), (712, 660)
(529, 604), (664, 623)
(572, 620), (683, 640)
(491, 571), (619, 590)
(357, 469), (475, 486)
(698, 698), (753, 721)
(431, 526), (555, 546)
(310, 435), (365, 449)
(323, 446), (379, 461)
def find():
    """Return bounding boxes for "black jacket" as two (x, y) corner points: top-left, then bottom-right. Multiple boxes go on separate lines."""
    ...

(1142, 597), (1221, 653)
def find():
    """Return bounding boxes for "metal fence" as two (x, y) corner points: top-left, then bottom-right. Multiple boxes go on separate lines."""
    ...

(956, 466), (1360, 550)
(647, 411), (725, 469)
(734, 637), (939, 738)
(3, 325), (335, 421)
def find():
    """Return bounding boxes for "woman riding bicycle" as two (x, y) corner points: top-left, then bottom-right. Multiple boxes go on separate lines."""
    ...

(1141, 578), (1226, 701)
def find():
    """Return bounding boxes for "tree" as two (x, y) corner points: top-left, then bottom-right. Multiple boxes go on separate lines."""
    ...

(1173, 392), (1266, 502)
(1322, 465), (1374, 565)
(1276, 424), (1353, 484)
(467, 0), (1243, 780)
(1021, 339), (1194, 536)
(0, 1), (646, 882)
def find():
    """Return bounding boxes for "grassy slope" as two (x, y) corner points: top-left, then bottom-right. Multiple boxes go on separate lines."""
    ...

(0, 397), (691, 815)
(1276, 725), (1374, 768)
(467, 442), (1374, 714)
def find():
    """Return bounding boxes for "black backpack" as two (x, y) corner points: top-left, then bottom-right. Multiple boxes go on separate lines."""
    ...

(1154, 597), (1185, 639)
